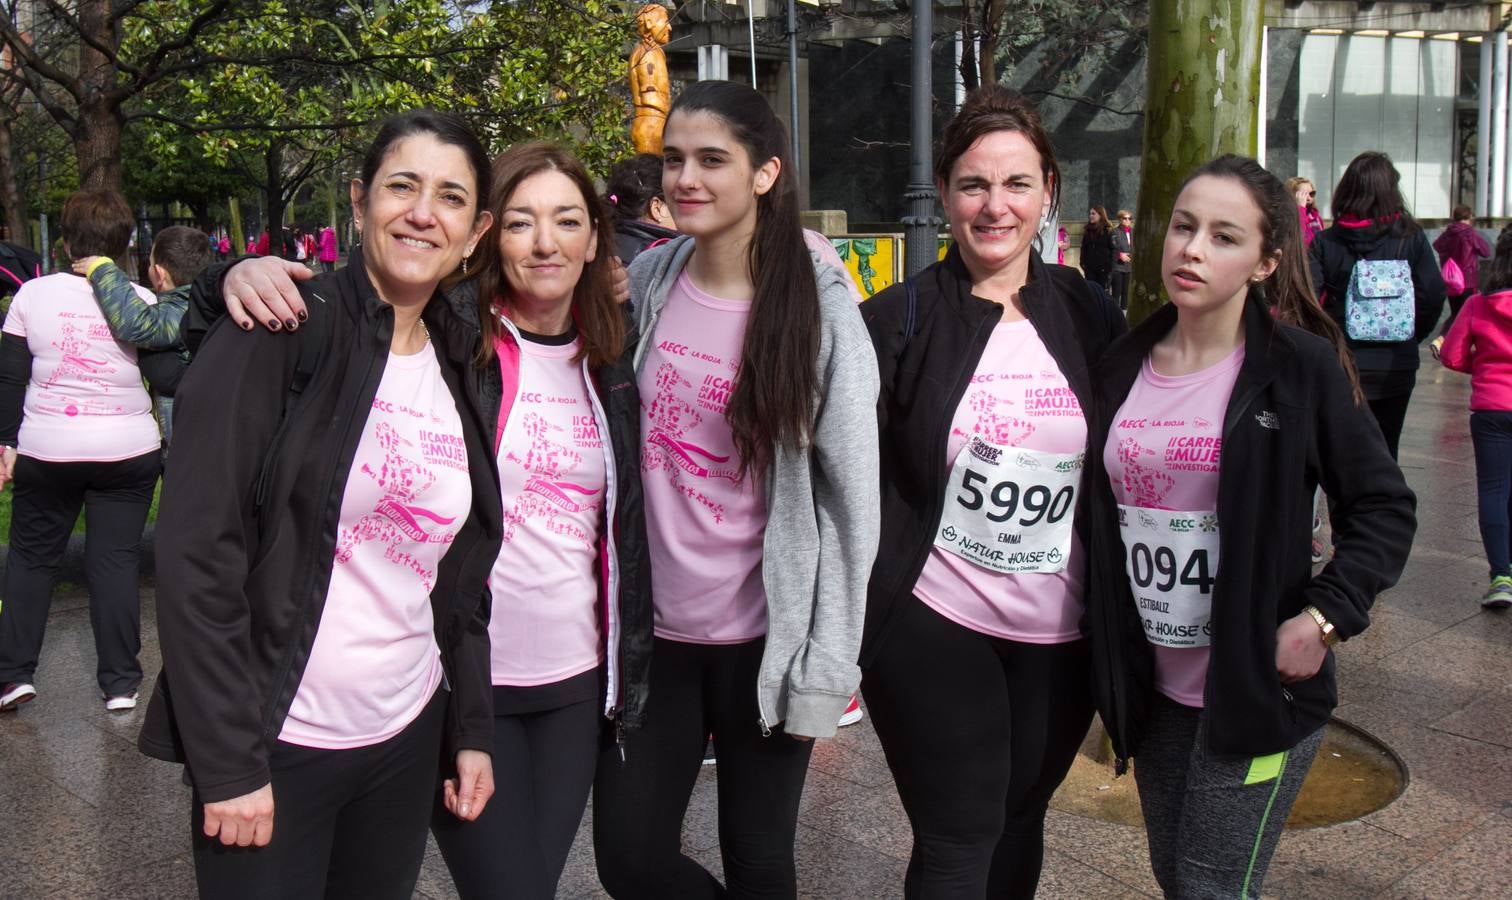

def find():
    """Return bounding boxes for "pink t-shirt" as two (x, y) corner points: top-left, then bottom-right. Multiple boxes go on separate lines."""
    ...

(1103, 345), (1244, 708)
(640, 272), (768, 644)
(489, 334), (607, 686)
(1, 273), (160, 462)
(281, 343), (472, 749)
(914, 317), (1088, 643)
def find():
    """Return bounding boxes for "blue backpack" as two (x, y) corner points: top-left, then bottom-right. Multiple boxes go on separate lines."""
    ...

(1344, 243), (1415, 342)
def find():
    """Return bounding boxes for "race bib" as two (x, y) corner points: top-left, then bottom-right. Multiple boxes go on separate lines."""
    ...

(1117, 505), (1220, 648)
(935, 437), (1082, 574)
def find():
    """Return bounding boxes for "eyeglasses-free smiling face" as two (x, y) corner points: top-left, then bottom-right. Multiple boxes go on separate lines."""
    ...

(352, 132), (491, 308)
(497, 169), (598, 311)
(660, 109), (778, 244)
(941, 129), (1052, 280)
(1162, 174), (1279, 316)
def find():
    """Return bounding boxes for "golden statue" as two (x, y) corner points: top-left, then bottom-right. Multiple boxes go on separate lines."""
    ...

(630, 4), (672, 155)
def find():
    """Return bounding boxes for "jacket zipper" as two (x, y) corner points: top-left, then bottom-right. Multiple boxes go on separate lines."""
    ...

(584, 359), (623, 724)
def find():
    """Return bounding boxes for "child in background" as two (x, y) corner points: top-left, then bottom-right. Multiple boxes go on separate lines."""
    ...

(1440, 228), (1512, 609)
(71, 225), (211, 447)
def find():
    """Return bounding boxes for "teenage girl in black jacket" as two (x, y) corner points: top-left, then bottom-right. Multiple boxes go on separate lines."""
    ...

(1087, 155), (1416, 899)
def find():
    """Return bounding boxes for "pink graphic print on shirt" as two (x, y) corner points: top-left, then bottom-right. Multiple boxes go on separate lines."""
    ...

(502, 411), (604, 544)
(335, 420), (457, 591)
(1117, 437), (1177, 509)
(641, 360), (739, 523)
(39, 321), (119, 417)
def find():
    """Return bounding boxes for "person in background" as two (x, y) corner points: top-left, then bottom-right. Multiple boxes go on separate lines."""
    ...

(605, 153), (679, 266)
(0, 189), (161, 714)
(1111, 209), (1134, 311)
(1081, 206), (1115, 292)
(1431, 204), (1492, 358)
(70, 225), (211, 447)
(1439, 228), (1512, 609)
(318, 224), (339, 273)
(1287, 177), (1324, 246)
(1057, 224), (1070, 266)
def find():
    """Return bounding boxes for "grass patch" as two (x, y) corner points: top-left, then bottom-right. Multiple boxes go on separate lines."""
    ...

(0, 481), (161, 542)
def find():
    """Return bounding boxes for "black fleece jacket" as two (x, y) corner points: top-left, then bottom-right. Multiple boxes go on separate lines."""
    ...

(858, 247), (1126, 666)
(139, 253), (504, 802)
(1086, 298), (1417, 767)
(1307, 221), (1446, 372)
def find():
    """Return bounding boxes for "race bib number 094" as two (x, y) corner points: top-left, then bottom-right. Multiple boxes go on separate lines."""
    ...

(1116, 505), (1220, 648)
(934, 438), (1082, 574)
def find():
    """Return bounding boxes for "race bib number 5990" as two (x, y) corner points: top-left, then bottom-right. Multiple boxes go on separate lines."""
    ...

(934, 438), (1082, 574)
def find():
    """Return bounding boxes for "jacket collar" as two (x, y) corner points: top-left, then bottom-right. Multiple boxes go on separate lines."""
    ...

(1100, 294), (1294, 399)
(336, 242), (481, 365)
(931, 243), (1055, 323)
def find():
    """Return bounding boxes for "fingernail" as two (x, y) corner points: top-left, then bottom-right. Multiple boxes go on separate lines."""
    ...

(460, 803), (470, 817)
(241, 321), (254, 331)
(284, 318), (298, 330)
(268, 319), (280, 331)
(297, 310), (308, 322)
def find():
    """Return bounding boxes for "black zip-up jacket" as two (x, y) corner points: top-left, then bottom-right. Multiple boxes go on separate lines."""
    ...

(182, 258), (652, 735)
(1307, 221), (1446, 372)
(1081, 225), (1116, 285)
(1085, 298), (1417, 769)
(139, 254), (505, 803)
(858, 247), (1126, 665)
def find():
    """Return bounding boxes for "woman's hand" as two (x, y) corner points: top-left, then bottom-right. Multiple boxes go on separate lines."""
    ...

(71, 256), (103, 276)
(444, 749), (494, 821)
(1276, 612), (1328, 683)
(0, 446), (16, 489)
(203, 783), (275, 847)
(610, 256), (630, 306)
(223, 257), (313, 332)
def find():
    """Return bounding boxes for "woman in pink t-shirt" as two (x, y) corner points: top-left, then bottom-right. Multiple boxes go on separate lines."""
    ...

(0, 189), (161, 716)
(139, 112), (504, 899)
(593, 80), (881, 898)
(1087, 156), (1415, 898)
(858, 86), (1126, 897)
(426, 142), (654, 900)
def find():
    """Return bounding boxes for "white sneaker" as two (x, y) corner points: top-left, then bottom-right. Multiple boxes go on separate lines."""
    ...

(1, 681), (36, 711)
(104, 691), (138, 712)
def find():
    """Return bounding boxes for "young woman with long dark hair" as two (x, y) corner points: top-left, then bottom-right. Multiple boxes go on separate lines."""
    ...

(1088, 155), (1416, 898)
(858, 85), (1125, 897)
(591, 79), (881, 899)
(1307, 151), (1445, 459)
(1081, 205), (1116, 289)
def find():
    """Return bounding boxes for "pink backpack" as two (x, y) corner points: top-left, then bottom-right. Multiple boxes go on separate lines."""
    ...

(1442, 257), (1466, 295)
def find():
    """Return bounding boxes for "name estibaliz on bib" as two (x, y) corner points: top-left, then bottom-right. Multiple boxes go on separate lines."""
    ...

(935, 437), (1082, 574)
(1117, 505), (1220, 648)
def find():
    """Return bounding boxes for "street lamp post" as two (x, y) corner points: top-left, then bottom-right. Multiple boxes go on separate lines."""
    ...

(902, 0), (940, 278)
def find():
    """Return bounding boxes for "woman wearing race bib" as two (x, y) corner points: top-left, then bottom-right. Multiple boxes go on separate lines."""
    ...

(424, 143), (653, 900)
(1087, 155), (1416, 899)
(1306, 151), (1445, 459)
(591, 80), (881, 898)
(858, 86), (1125, 897)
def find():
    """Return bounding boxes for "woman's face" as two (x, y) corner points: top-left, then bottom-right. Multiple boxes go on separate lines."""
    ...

(1162, 175), (1278, 316)
(352, 132), (491, 305)
(497, 169), (598, 310)
(940, 129), (1051, 278)
(1294, 181), (1314, 208)
(1088, 208), (1101, 226)
(661, 109), (778, 243)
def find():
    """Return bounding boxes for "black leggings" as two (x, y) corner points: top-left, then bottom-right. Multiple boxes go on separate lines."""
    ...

(0, 451), (159, 695)
(862, 596), (1094, 899)
(593, 636), (814, 899)
(431, 674), (602, 900)
(190, 688), (445, 899)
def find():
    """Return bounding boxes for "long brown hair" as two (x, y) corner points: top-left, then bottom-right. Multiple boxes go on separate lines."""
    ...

(470, 142), (623, 369)
(1183, 155), (1364, 406)
(1086, 205), (1112, 237)
(670, 80), (819, 479)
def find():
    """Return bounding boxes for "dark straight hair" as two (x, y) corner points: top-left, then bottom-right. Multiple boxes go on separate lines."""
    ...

(605, 153), (665, 222)
(668, 80), (818, 479)
(471, 141), (624, 369)
(61, 189), (134, 259)
(935, 85), (1062, 218)
(1086, 205), (1112, 237)
(1181, 154), (1364, 406)
(152, 225), (213, 287)
(1330, 151), (1418, 237)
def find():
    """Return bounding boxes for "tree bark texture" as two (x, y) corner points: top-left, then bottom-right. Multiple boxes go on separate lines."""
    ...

(229, 196), (245, 257)
(75, 0), (123, 191)
(1129, 0), (1264, 323)
(0, 116), (29, 246)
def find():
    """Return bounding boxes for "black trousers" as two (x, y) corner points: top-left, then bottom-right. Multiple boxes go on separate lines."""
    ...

(862, 596), (1094, 899)
(1111, 270), (1131, 311)
(190, 688), (446, 900)
(0, 451), (159, 695)
(593, 637), (814, 899)
(432, 672), (602, 900)
(1359, 368), (1417, 461)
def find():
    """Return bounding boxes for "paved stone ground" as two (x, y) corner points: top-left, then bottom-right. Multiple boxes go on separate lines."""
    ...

(3, 348), (1510, 898)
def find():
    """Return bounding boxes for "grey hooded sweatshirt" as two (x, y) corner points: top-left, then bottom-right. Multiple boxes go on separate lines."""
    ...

(628, 235), (881, 739)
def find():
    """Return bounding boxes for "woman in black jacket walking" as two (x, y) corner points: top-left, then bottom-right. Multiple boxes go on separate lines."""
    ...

(1087, 155), (1415, 899)
(140, 111), (504, 899)
(1081, 205), (1116, 290)
(859, 86), (1125, 898)
(1307, 151), (1445, 459)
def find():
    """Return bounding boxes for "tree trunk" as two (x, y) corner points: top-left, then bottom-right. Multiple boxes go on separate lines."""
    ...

(264, 140), (285, 257)
(75, 0), (124, 192)
(1128, 0), (1264, 323)
(0, 116), (29, 246)
(228, 196), (245, 256)
(959, 0), (980, 93)
(979, 0), (1004, 88)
